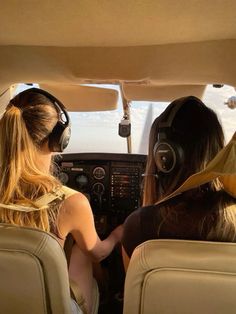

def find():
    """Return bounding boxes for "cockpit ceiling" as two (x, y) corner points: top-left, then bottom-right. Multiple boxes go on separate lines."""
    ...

(1, 1), (236, 47)
(1, 1), (236, 96)
(1, 40), (236, 91)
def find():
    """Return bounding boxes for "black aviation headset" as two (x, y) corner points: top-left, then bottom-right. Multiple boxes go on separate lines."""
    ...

(10, 87), (71, 152)
(153, 96), (202, 174)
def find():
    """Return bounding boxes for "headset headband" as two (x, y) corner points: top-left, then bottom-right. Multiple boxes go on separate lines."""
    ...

(11, 87), (70, 127)
(158, 96), (204, 129)
(10, 87), (71, 152)
(154, 96), (204, 173)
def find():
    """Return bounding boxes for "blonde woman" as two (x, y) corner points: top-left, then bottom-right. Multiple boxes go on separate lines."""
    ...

(0, 88), (123, 314)
(122, 96), (236, 269)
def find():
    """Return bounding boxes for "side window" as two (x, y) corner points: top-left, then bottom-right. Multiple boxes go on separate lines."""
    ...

(202, 85), (236, 143)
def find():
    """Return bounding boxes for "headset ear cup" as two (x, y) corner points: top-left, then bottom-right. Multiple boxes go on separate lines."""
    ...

(48, 122), (71, 152)
(153, 140), (184, 173)
(60, 126), (71, 151)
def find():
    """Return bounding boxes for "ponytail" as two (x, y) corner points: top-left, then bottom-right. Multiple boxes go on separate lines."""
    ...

(0, 100), (61, 231)
(0, 106), (33, 200)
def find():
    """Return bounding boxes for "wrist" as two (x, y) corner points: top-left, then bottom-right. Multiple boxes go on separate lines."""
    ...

(109, 230), (118, 246)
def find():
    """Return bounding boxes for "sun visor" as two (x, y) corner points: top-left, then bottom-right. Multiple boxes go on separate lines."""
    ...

(122, 84), (206, 102)
(31, 84), (119, 112)
(156, 132), (236, 205)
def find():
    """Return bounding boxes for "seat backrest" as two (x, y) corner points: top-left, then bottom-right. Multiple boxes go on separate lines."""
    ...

(123, 239), (236, 314)
(0, 223), (72, 314)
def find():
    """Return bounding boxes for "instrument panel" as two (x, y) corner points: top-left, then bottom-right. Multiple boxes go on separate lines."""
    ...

(56, 153), (146, 236)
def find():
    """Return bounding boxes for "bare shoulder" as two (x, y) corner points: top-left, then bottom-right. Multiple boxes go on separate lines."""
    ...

(62, 191), (91, 215)
(58, 191), (94, 237)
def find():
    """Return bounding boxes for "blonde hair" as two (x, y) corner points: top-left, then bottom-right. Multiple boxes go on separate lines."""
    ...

(0, 91), (62, 231)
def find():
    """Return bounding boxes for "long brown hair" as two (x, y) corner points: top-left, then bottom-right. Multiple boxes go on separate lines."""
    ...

(0, 90), (62, 231)
(143, 96), (236, 241)
(143, 96), (225, 206)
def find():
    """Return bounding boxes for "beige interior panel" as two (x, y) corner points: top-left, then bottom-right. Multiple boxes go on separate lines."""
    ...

(40, 84), (119, 111)
(0, 40), (236, 91)
(122, 84), (206, 101)
(1, 1), (236, 107)
(0, 84), (118, 113)
(1, 1), (236, 47)
(0, 87), (12, 114)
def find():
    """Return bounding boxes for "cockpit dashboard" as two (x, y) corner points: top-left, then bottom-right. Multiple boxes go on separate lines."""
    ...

(56, 153), (146, 236)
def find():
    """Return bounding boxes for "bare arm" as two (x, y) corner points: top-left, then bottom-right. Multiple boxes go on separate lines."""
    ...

(58, 192), (123, 262)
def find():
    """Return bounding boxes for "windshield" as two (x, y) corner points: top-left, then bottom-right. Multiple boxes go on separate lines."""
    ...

(13, 83), (236, 155)
(66, 84), (236, 154)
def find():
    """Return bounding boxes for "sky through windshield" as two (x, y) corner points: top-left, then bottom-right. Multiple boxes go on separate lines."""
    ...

(66, 84), (236, 154)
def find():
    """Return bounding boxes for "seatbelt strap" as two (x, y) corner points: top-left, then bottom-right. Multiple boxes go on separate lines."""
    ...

(0, 186), (78, 212)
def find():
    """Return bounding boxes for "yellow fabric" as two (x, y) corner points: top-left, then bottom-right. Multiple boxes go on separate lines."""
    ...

(0, 202), (43, 212)
(156, 132), (236, 205)
(60, 186), (79, 199)
(0, 185), (78, 212)
(35, 185), (78, 207)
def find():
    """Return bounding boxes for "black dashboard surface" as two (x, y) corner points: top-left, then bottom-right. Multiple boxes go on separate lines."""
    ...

(56, 153), (146, 236)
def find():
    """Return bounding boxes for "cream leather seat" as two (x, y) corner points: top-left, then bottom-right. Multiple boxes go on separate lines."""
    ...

(0, 223), (78, 314)
(123, 239), (236, 314)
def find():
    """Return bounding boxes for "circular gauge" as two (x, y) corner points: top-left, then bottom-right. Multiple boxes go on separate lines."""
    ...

(75, 174), (89, 190)
(58, 172), (69, 185)
(93, 167), (106, 180)
(92, 182), (105, 195)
